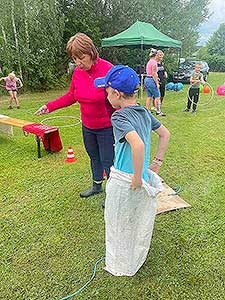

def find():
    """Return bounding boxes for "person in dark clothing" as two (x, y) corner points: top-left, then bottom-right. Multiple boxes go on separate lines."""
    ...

(151, 50), (167, 113)
(156, 50), (168, 105)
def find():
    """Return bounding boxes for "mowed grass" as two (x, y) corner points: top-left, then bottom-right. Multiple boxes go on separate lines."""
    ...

(0, 72), (224, 300)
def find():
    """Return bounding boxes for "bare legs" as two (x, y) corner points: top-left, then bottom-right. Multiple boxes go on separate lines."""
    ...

(146, 96), (153, 110)
(154, 96), (161, 113)
(146, 96), (161, 112)
(146, 96), (165, 116)
(8, 90), (20, 108)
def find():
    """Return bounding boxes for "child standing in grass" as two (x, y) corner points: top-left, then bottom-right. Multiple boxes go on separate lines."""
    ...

(184, 63), (205, 113)
(94, 65), (170, 276)
(0, 72), (23, 109)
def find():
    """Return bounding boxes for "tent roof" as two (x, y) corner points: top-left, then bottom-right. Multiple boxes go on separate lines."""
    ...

(102, 21), (182, 49)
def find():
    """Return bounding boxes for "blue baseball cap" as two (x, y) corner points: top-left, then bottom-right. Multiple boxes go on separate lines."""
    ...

(94, 65), (140, 94)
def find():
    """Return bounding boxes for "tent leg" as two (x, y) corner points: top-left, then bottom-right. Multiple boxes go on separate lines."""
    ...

(140, 43), (144, 101)
(140, 74), (144, 101)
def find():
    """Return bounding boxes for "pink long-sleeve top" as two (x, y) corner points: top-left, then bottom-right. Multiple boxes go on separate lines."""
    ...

(46, 58), (114, 129)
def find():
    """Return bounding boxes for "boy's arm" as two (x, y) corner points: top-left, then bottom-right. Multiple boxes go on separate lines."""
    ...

(190, 75), (199, 84)
(200, 74), (205, 85)
(149, 124), (170, 174)
(125, 130), (145, 190)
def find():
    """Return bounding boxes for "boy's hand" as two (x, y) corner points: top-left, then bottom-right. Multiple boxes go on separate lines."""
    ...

(131, 175), (142, 190)
(34, 105), (49, 115)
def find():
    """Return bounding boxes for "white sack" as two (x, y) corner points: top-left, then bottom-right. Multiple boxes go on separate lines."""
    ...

(104, 166), (163, 276)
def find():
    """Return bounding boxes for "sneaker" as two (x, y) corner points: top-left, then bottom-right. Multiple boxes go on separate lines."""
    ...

(8, 105), (13, 109)
(183, 108), (190, 112)
(16, 106), (20, 109)
(192, 110), (196, 113)
(156, 111), (166, 117)
(151, 106), (157, 111)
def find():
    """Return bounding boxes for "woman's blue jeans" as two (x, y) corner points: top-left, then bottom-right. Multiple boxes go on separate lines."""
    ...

(82, 125), (115, 181)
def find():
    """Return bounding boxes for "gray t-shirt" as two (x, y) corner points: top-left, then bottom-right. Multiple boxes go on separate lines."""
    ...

(190, 71), (203, 88)
(111, 105), (161, 181)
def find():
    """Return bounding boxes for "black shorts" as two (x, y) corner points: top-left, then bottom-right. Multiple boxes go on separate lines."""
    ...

(7, 89), (18, 92)
(159, 83), (166, 98)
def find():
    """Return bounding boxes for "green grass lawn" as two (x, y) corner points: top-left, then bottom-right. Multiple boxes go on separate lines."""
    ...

(0, 72), (224, 300)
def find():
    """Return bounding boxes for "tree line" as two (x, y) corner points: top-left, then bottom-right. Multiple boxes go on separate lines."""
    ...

(197, 23), (225, 72)
(0, 0), (210, 91)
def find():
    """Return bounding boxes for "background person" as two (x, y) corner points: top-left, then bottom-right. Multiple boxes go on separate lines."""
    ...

(184, 63), (205, 113)
(94, 65), (170, 276)
(144, 48), (166, 117)
(156, 50), (168, 107)
(35, 33), (115, 198)
(151, 50), (168, 112)
(0, 72), (23, 109)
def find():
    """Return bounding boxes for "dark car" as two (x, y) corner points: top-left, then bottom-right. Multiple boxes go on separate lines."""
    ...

(173, 60), (209, 83)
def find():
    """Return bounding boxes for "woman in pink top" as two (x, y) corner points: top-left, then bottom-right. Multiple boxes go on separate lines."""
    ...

(35, 33), (115, 198)
(144, 49), (165, 116)
(0, 72), (23, 109)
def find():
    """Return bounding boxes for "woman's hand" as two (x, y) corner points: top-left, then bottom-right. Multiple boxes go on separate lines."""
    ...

(34, 104), (49, 115)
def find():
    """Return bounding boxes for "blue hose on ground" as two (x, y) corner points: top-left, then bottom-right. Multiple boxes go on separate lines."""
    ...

(60, 257), (105, 300)
(168, 185), (182, 196)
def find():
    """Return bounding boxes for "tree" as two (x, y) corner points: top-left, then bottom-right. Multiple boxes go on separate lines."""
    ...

(0, 0), (65, 90)
(0, 0), (212, 90)
(207, 23), (225, 56)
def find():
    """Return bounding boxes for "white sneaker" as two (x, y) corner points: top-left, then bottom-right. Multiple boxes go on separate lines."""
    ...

(156, 111), (166, 116)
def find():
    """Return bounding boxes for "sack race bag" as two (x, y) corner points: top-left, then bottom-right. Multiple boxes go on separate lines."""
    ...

(104, 166), (163, 276)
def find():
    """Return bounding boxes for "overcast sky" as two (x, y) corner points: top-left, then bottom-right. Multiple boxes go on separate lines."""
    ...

(198, 0), (225, 45)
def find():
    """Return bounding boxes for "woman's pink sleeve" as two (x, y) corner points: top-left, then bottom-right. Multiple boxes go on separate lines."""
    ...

(46, 76), (76, 112)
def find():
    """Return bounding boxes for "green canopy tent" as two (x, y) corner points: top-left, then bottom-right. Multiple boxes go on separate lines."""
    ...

(102, 20), (182, 49)
(102, 21), (182, 96)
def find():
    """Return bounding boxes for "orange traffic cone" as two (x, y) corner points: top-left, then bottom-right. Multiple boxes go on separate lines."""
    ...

(64, 146), (77, 163)
(103, 170), (107, 178)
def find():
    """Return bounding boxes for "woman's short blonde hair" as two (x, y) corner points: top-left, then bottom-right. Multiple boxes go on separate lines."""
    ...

(8, 72), (16, 78)
(157, 50), (164, 55)
(66, 33), (99, 62)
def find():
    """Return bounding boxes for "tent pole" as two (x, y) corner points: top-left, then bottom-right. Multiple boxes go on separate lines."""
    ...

(175, 48), (182, 83)
(140, 42), (144, 100)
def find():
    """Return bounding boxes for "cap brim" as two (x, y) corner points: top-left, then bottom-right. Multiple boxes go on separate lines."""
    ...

(94, 77), (108, 88)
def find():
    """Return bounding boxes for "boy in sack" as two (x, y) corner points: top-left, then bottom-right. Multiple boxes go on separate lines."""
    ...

(94, 65), (170, 276)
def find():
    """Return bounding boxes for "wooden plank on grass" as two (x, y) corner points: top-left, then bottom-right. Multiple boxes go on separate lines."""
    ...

(157, 182), (191, 214)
